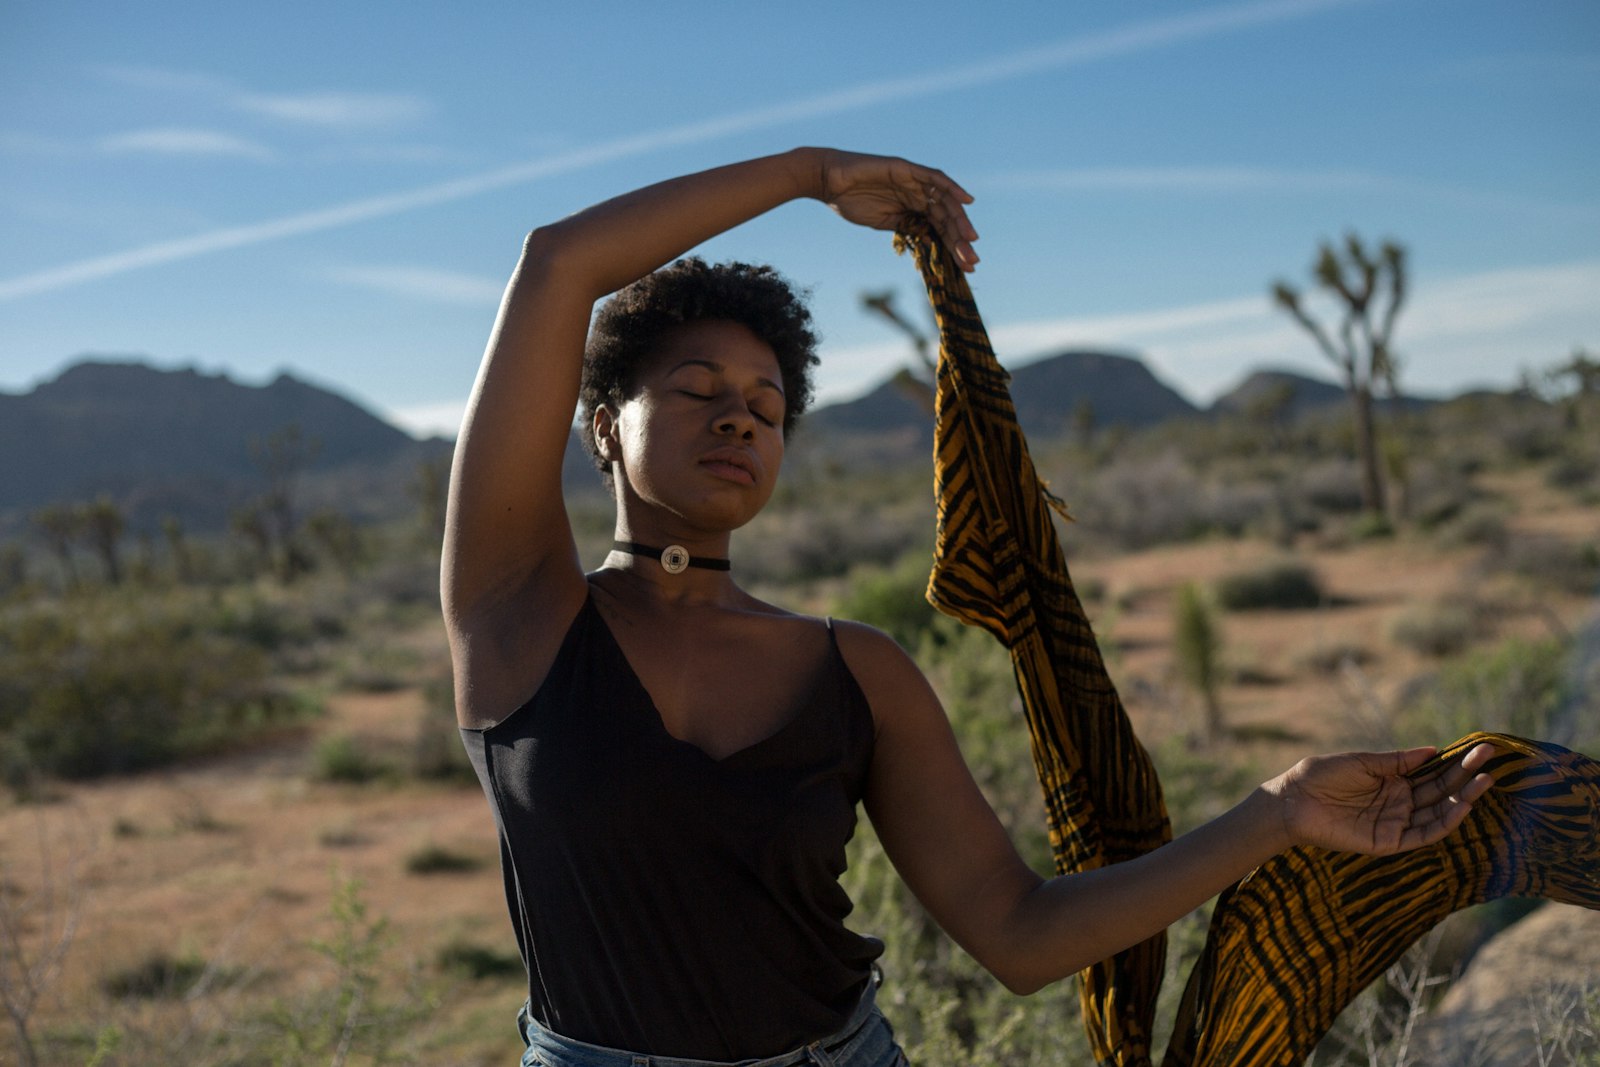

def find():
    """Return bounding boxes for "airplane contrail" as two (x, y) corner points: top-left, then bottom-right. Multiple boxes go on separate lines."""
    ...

(0, 0), (1369, 301)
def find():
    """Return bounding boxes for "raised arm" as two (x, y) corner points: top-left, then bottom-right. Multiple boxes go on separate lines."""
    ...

(441, 148), (976, 625)
(839, 623), (1497, 995)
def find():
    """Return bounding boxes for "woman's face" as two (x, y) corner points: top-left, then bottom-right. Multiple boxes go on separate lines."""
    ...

(597, 319), (787, 538)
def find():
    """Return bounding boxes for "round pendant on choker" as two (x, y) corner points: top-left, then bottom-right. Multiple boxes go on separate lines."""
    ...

(612, 540), (731, 574)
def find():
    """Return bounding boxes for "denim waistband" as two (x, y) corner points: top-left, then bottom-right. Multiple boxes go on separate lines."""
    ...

(518, 978), (885, 1067)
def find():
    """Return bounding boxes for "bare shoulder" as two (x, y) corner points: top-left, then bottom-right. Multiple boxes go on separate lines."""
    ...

(828, 619), (941, 723)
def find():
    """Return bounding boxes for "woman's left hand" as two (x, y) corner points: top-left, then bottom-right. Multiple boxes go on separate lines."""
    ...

(1265, 742), (1498, 855)
(810, 148), (980, 271)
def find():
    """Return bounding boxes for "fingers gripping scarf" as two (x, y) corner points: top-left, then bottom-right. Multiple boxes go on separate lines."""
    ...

(896, 221), (1600, 1067)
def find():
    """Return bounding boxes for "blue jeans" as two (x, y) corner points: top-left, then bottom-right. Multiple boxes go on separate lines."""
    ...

(517, 980), (909, 1067)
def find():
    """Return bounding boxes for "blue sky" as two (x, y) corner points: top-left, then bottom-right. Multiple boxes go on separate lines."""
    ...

(2, 0), (1597, 437)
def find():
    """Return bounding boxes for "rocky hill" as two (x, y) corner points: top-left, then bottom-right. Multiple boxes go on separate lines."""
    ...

(0, 352), (1422, 531)
(0, 359), (451, 534)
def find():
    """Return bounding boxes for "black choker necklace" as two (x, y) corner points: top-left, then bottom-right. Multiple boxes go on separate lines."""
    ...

(612, 541), (731, 575)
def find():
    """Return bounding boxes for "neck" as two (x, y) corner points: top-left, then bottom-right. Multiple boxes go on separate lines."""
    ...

(611, 539), (730, 574)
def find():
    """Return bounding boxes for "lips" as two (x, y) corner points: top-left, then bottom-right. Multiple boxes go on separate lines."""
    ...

(700, 447), (757, 485)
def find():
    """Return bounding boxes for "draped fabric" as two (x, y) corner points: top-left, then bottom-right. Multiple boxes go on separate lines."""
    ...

(897, 221), (1600, 1067)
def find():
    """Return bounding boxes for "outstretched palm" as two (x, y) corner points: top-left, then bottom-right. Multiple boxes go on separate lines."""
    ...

(1275, 743), (1497, 855)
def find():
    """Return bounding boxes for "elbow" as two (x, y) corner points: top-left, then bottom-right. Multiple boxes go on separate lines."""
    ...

(990, 960), (1053, 997)
(975, 944), (1062, 997)
(519, 225), (573, 275)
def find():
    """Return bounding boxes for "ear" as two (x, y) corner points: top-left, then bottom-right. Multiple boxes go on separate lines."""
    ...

(592, 404), (620, 463)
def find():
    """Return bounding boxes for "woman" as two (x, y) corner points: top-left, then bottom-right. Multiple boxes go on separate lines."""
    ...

(445, 148), (1495, 1067)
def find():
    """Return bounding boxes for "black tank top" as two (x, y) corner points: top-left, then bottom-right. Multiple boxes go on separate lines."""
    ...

(459, 593), (883, 1060)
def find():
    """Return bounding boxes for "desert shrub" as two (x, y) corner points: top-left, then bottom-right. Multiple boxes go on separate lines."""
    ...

(404, 842), (483, 875)
(435, 939), (522, 981)
(1547, 446), (1599, 491)
(1296, 459), (1366, 515)
(100, 952), (214, 1000)
(310, 734), (387, 784)
(1294, 640), (1374, 676)
(1433, 499), (1510, 550)
(1075, 450), (1213, 549)
(1213, 557), (1324, 611)
(915, 622), (1048, 868)
(1388, 600), (1477, 658)
(1392, 633), (1598, 750)
(738, 479), (930, 584)
(1480, 532), (1600, 593)
(1344, 511), (1394, 541)
(0, 598), (315, 788)
(255, 876), (426, 1066)
(412, 671), (477, 784)
(834, 553), (945, 651)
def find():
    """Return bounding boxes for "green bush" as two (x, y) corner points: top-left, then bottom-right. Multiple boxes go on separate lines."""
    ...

(100, 952), (212, 1000)
(404, 842), (484, 874)
(310, 734), (387, 784)
(834, 552), (945, 651)
(1393, 634), (1598, 750)
(411, 672), (477, 784)
(1213, 558), (1324, 611)
(1483, 532), (1600, 592)
(435, 939), (523, 981)
(0, 596), (316, 788)
(1388, 601), (1477, 658)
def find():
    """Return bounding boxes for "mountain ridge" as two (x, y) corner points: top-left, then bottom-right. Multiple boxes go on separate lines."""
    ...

(2, 352), (1423, 533)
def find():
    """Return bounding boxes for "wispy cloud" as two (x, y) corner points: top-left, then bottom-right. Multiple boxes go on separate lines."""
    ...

(387, 399), (470, 439)
(985, 166), (1396, 195)
(237, 91), (434, 130)
(92, 64), (234, 95)
(92, 64), (434, 132)
(99, 127), (276, 161)
(4, 0), (1370, 301)
(323, 265), (505, 306)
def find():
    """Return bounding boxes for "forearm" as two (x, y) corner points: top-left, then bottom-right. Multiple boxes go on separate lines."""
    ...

(997, 788), (1290, 994)
(525, 147), (823, 299)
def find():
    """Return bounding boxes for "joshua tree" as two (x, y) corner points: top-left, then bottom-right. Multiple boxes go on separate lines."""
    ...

(1272, 234), (1407, 521)
(30, 504), (83, 589)
(1173, 581), (1226, 743)
(248, 424), (320, 582)
(860, 288), (937, 414)
(80, 495), (125, 586)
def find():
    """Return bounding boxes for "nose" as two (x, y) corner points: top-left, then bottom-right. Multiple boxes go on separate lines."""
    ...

(713, 396), (756, 439)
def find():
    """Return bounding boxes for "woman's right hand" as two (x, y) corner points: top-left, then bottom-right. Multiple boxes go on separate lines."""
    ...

(811, 148), (979, 271)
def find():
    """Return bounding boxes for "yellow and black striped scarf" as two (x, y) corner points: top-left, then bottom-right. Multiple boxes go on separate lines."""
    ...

(898, 222), (1600, 1066)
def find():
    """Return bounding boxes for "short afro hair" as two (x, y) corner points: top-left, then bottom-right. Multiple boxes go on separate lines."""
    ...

(579, 258), (819, 476)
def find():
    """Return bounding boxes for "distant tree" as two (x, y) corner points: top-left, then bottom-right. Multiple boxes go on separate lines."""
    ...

(0, 543), (26, 597)
(1244, 380), (1297, 452)
(1272, 234), (1407, 520)
(230, 502), (274, 577)
(1546, 346), (1599, 431)
(80, 496), (125, 586)
(1071, 398), (1097, 451)
(249, 424), (320, 583)
(1173, 581), (1226, 743)
(306, 508), (364, 578)
(408, 454), (451, 553)
(30, 504), (83, 589)
(861, 288), (937, 414)
(161, 515), (194, 584)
